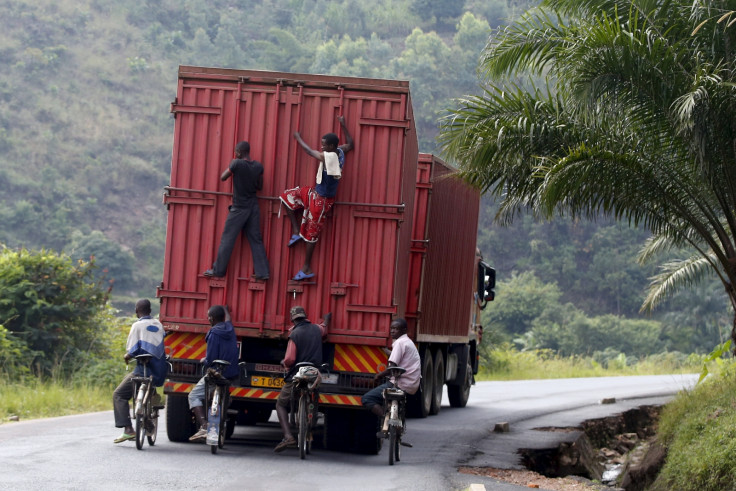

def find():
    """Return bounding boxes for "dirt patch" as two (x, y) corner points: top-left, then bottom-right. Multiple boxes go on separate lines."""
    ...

(459, 467), (609, 490)
(460, 405), (662, 490)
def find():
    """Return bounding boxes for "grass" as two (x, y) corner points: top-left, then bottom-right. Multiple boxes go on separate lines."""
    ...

(650, 362), (736, 491)
(476, 348), (704, 381)
(0, 378), (114, 422)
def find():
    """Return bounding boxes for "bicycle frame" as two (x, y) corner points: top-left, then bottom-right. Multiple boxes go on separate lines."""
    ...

(134, 374), (152, 418)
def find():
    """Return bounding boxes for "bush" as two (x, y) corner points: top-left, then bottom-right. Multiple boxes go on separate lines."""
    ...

(0, 324), (33, 378)
(0, 246), (111, 377)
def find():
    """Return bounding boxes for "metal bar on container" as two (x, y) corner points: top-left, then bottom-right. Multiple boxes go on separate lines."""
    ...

(164, 187), (406, 209)
(285, 83), (304, 323)
(170, 105), (222, 115)
(324, 86), (345, 319)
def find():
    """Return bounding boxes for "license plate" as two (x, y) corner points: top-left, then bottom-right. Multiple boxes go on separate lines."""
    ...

(321, 373), (338, 384)
(250, 376), (285, 388)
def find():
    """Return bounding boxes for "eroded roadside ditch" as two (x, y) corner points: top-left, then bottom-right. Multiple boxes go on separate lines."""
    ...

(460, 405), (665, 490)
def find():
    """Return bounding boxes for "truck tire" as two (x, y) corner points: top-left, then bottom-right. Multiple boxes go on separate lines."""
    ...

(166, 394), (196, 442)
(430, 350), (444, 415)
(407, 351), (433, 418)
(448, 363), (472, 408)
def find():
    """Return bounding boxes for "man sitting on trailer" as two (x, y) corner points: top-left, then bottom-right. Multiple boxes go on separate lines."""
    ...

(188, 304), (240, 442)
(280, 115), (353, 281)
(112, 299), (167, 444)
(203, 140), (270, 280)
(361, 318), (421, 429)
(274, 306), (331, 452)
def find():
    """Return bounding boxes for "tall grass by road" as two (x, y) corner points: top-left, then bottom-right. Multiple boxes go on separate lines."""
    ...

(0, 378), (114, 422)
(477, 347), (703, 381)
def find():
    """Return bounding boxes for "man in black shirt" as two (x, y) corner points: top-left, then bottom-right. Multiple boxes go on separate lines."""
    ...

(273, 306), (330, 452)
(204, 141), (270, 280)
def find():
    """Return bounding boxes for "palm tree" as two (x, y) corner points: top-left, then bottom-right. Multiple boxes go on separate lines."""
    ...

(439, 0), (736, 347)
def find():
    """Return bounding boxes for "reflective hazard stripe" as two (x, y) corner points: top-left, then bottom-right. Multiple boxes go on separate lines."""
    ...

(333, 344), (387, 373)
(165, 332), (207, 360)
(165, 381), (193, 394)
(229, 387), (280, 400)
(318, 394), (362, 406)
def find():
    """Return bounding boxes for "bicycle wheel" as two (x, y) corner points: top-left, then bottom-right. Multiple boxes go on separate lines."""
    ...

(298, 392), (308, 460)
(388, 425), (397, 465)
(394, 425), (401, 463)
(147, 404), (158, 446)
(209, 386), (218, 454)
(217, 389), (228, 449)
(134, 383), (146, 450)
(306, 394), (315, 455)
(135, 413), (145, 450)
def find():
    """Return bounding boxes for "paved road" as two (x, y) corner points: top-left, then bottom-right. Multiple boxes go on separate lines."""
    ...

(0, 374), (697, 491)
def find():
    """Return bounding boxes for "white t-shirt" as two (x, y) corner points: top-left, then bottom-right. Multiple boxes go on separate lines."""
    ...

(388, 334), (421, 395)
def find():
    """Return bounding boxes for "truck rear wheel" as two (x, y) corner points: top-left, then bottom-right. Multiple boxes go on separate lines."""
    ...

(407, 350), (433, 418)
(166, 394), (196, 442)
(448, 363), (472, 408)
(430, 350), (444, 415)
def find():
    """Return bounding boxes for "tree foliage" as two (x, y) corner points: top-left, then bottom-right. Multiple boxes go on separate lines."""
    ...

(0, 246), (111, 375)
(0, 0), (500, 299)
(485, 270), (562, 336)
(440, 0), (736, 347)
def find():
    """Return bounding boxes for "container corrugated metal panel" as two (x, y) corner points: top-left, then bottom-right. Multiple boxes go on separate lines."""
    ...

(159, 66), (418, 343)
(412, 154), (480, 342)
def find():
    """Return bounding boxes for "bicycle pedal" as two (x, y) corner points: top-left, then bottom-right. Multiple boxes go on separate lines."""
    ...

(400, 441), (413, 448)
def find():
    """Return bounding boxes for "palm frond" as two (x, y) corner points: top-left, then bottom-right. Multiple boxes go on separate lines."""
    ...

(641, 253), (720, 312)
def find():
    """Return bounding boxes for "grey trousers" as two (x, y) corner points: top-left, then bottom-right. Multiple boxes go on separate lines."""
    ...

(113, 372), (136, 428)
(212, 203), (270, 278)
(188, 376), (207, 409)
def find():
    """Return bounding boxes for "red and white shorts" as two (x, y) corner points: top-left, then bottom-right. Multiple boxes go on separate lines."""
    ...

(279, 186), (334, 243)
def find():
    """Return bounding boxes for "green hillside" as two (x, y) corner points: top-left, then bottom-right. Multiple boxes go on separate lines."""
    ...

(0, 0), (504, 295)
(0, 0), (729, 353)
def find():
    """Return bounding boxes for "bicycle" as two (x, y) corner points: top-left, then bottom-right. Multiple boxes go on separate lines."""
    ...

(380, 366), (411, 465)
(131, 354), (164, 450)
(290, 362), (323, 459)
(203, 359), (233, 454)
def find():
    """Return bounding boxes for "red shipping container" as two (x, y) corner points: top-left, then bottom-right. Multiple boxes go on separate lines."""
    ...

(160, 66), (420, 344)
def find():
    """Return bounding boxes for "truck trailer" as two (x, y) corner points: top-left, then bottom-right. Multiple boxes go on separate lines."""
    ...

(159, 66), (494, 453)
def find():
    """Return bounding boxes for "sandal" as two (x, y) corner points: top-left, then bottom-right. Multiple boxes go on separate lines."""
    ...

(287, 234), (303, 247)
(292, 270), (315, 281)
(274, 436), (297, 453)
(113, 432), (135, 444)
